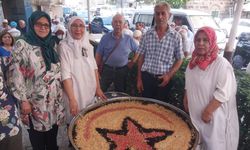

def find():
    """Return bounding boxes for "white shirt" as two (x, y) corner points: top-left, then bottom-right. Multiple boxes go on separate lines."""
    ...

(185, 56), (239, 150)
(59, 36), (97, 123)
(8, 28), (21, 37)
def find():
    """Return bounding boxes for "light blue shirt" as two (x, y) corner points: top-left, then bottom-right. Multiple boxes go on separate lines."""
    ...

(96, 32), (138, 67)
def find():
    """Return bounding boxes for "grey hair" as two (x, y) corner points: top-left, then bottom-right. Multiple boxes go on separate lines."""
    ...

(154, 2), (171, 13)
(112, 13), (125, 24)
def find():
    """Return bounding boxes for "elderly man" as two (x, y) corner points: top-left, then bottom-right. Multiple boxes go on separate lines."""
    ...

(95, 13), (138, 92)
(18, 19), (27, 35)
(0, 19), (10, 33)
(137, 2), (184, 104)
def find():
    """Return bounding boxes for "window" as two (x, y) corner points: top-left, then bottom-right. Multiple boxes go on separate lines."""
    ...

(138, 14), (153, 27)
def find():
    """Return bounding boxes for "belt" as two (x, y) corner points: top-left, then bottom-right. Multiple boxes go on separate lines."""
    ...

(144, 71), (162, 78)
(104, 64), (127, 70)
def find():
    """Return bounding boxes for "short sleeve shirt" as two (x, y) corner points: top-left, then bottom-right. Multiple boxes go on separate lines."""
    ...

(96, 32), (138, 67)
(138, 27), (184, 75)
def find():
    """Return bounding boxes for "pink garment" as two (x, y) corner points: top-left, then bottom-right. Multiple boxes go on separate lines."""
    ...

(189, 26), (219, 70)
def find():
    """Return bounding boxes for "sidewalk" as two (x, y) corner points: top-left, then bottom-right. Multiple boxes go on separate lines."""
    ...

(22, 125), (73, 150)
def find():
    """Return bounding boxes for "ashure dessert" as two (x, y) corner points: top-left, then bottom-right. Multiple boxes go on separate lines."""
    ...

(70, 99), (198, 150)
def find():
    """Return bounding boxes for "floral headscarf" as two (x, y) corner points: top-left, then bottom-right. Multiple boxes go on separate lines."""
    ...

(189, 26), (219, 70)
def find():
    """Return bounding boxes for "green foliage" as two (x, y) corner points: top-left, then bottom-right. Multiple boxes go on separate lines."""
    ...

(156, 0), (189, 8)
(126, 59), (250, 148)
(235, 70), (250, 150)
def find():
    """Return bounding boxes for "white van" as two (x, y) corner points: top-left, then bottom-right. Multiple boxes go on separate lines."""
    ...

(131, 8), (227, 53)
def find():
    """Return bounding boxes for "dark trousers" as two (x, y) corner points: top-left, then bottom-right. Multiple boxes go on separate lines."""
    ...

(100, 65), (128, 92)
(141, 71), (174, 104)
(0, 130), (23, 150)
(27, 123), (59, 150)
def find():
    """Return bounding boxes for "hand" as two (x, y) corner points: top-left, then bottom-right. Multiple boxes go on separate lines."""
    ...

(202, 99), (221, 123)
(183, 101), (189, 113)
(96, 88), (107, 101)
(158, 73), (171, 87)
(137, 77), (144, 93)
(127, 61), (135, 69)
(183, 94), (189, 113)
(21, 101), (32, 115)
(69, 99), (79, 116)
(202, 108), (213, 123)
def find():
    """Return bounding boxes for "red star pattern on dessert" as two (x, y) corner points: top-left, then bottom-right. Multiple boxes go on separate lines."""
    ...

(96, 117), (173, 150)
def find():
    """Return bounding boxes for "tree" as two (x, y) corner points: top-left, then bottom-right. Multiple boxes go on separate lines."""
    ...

(156, 0), (189, 8)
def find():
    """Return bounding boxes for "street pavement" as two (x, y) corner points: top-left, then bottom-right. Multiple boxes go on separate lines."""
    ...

(22, 125), (74, 150)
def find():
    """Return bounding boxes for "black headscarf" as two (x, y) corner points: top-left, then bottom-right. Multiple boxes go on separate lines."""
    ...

(25, 11), (59, 71)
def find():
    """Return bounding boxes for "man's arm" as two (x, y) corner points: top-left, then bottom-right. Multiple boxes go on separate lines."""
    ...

(159, 59), (183, 87)
(95, 53), (103, 74)
(136, 54), (145, 93)
(95, 53), (102, 67)
(168, 59), (183, 78)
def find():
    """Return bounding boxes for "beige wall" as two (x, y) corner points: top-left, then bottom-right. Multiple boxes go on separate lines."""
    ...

(31, 0), (65, 19)
(185, 0), (233, 18)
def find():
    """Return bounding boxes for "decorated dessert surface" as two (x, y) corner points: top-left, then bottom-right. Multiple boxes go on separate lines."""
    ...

(70, 98), (198, 150)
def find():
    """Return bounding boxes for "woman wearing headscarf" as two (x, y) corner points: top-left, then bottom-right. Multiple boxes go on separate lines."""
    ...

(58, 16), (106, 123)
(183, 26), (239, 150)
(0, 32), (22, 150)
(8, 11), (65, 150)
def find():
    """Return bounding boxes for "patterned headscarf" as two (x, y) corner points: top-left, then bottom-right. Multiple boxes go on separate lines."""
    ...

(25, 11), (59, 71)
(189, 26), (219, 70)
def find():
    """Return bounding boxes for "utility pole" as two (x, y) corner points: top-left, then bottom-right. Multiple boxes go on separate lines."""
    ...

(121, 0), (123, 14)
(87, 0), (90, 33)
(224, 0), (244, 63)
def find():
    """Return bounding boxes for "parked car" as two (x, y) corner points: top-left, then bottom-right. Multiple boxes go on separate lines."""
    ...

(232, 32), (250, 69)
(131, 8), (154, 30)
(123, 8), (136, 28)
(76, 10), (90, 30)
(77, 10), (89, 22)
(89, 16), (113, 34)
(131, 8), (227, 54)
(219, 18), (250, 38)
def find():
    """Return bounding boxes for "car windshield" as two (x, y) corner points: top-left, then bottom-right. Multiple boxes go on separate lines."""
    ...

(189, 15), (219, 30)
(102, 17), (112, 25)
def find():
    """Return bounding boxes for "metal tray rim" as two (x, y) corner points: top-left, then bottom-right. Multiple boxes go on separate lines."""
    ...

(68, 96), (199, 150)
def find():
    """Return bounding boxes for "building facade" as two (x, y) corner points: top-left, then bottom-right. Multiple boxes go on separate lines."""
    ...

(0, 0), (65, 23)
(31, 0), (65, 19)
(186, 0), (238, 18)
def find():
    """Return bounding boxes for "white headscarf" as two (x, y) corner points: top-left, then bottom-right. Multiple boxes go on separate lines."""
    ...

(64, 16), (91, 59)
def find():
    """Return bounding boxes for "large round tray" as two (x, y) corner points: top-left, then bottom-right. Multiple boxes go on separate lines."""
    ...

(68, 97), (199, 150)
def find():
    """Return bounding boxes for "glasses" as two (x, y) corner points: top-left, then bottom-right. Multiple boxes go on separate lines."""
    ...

(82, 47), (88, 57)
(71, 24), (85, 29)
(35, 22), (50, 29)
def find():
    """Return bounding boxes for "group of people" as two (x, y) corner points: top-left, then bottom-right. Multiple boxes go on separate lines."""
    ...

(169, 18), (194, 58)
(0, 10), (104, 150)
(0, 1), (239, 150)
(0, 19), (27, 38)
(89, 2), (239, 150)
